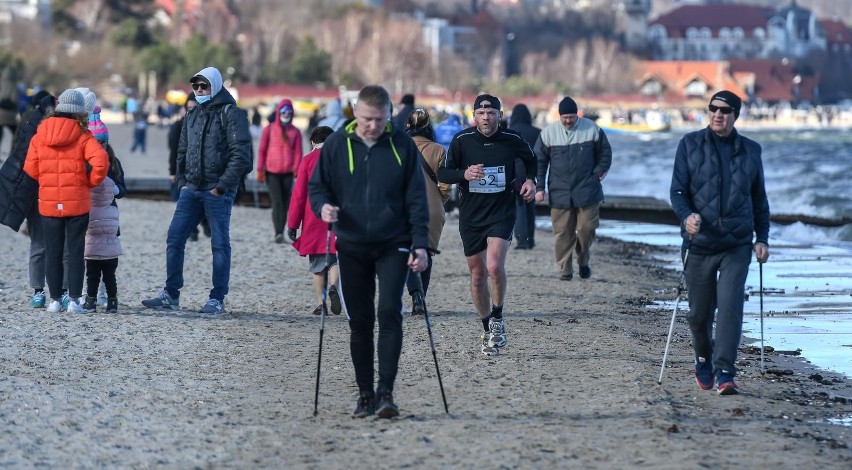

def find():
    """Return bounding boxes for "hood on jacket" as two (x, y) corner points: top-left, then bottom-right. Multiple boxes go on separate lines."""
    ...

(444, 114), (462, 126)
(41, 117), (85, 147)
(276, 98), (294, 115)
(324, 99), (343, 119)
(510, 104), (533, 126)
(191, 66), (224, 97)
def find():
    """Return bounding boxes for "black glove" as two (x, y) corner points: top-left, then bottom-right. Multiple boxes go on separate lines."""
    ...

(287, 228), (298, 242)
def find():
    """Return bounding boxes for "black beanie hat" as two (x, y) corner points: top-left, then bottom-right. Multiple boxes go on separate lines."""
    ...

(558, 96), (578, 115)
(401, 93), (415, 106)
(709, 90), (742, 118)
(473, 94), (501, 111)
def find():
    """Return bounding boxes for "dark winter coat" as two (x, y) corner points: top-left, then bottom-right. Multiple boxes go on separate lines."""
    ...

(308, 120), (429, 251)
(535, 117), (612, 209)
(0, 104), (47, 230)
(176, 86), (252, 194)
(509, 104), (541, 180)
(670, 126), (770, 254)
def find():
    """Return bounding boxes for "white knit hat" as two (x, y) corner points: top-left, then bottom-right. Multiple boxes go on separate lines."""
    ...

(55, 89), (86, 115)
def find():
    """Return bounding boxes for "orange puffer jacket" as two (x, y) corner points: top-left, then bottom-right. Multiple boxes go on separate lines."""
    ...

(23, 116), (109, 217)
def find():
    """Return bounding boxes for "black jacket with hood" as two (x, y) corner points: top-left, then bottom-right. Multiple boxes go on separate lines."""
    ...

(177, 67), (252, 194)
(0, 95), (53, 231)
(308, 120), (429, 251)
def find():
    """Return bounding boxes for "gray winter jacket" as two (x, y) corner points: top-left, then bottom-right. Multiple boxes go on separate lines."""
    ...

(670, 127), (770, 254)
(176, 68), (252, 194)
(534, 117), (612, 209)
(85, 176), (122, 260)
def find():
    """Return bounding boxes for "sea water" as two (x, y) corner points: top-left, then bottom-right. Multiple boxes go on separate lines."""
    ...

(570, 128), (852, 377)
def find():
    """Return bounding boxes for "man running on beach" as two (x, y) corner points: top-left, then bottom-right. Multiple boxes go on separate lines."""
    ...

(438, 94), (537, 356)
(670, 90), (770, 395)
(309, 85), (429, 418)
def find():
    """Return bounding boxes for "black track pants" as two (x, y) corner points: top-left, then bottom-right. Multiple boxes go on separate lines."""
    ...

(338, 242), (410, 396)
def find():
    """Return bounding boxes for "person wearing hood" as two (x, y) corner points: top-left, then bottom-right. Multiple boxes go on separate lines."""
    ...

(434, 113), (464, 150)
(23, 89), (109, 313)
(258, 98), (303, 243)
(317, 98), (347, 131)
(0, 91), (54, 309)
(509, 103), (541, 250)
(142, 66), (252, 315)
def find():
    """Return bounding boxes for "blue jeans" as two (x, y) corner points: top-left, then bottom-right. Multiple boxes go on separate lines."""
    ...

(165, 188), (235, 301)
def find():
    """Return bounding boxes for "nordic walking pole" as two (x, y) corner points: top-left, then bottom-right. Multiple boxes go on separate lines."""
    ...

(410, 267), (449, 413)
(759, 261), (765, 379)
(659, 241), (691, 385)
(313, 224), (332, 416)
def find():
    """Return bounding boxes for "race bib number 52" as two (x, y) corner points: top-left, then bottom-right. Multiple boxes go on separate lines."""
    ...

(469, 165), (506, 193)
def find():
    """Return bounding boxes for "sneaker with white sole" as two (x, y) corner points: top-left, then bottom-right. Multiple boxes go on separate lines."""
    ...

(47, 300), (62, 313)
(488, 317), (507, 348)
(31, 291), (47, 308)
(716, 371), (739, 395)
(67, 300), (84, 314)
(142, 290), (180, 310)
(480, 334), (499, 356)
(97, 283), (108, 308)
(200, 298), (225, 314)
(61, 292), (70, 310)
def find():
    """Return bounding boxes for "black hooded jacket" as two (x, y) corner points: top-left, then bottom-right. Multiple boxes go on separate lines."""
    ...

(0, 97), (52, 231)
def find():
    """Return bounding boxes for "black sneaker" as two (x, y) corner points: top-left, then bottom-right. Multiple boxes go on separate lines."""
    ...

(560, 273), (573, 281)
(82, 296), (97, 312)
(353, 393), (375, 418)
(579, 265), (592, 279)
(328, 285), (342, 315)
(376, 393), (399, 419)
(411, 294), (425, 316)
(106, 298), (118, 314)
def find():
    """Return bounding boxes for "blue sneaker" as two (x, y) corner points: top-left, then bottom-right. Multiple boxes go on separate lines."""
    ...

(60, 292), (70, 310)
(716, 370), (739, 395)
(31, 291), (47, 308)
(142, 290), (180, 310)
(694, 357), (714, 390)
(200, 299), (225, 314)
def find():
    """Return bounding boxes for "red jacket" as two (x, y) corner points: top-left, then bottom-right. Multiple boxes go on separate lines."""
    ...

(23, 116), (108, 217)
(288, 146), (336, 256)
(257, 99), (303, 175)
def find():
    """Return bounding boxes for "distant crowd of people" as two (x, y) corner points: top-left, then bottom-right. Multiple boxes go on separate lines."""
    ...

(0, 67), (770, 416)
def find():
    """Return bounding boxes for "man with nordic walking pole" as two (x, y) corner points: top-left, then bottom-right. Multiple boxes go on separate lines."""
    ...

(309, 85), (429, 418)
(669, 90), (770, 395)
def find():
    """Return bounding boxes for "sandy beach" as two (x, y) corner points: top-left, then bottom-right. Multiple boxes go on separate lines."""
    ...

(1, 121), (850, 468)
(1, 195), (850, 468)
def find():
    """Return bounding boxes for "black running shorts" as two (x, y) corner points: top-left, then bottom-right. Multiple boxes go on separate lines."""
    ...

(459, 216), (515, 256)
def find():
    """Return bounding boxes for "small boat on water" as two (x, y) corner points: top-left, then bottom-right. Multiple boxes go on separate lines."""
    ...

(597, 121), (671, 134)
(596, 110), (671, 134)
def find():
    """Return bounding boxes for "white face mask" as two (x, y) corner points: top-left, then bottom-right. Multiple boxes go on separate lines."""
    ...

(279, 114), (292, 125)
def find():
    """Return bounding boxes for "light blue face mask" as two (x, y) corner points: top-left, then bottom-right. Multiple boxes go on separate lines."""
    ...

(195, 95), (211, 105)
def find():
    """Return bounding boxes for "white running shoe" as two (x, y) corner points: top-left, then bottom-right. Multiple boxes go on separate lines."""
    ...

(480, 334), (499, 356)
(97, 282), (108, 307)
(47, 300), (62, 313)
(488, 317), (507, 348)
(67, 300), (84, 314)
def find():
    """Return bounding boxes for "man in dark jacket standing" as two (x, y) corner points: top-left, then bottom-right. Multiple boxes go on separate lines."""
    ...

(535, 96), (611, 281)
(670, 90), (770, 395)
(310, 85), (429, 419)
(509, 103), (541, 249)
(143, 66), (252, 314)
(0, 92), (54, 308)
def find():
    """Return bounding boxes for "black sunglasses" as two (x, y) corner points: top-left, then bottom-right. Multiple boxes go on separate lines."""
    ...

(708, 104), (734, 114)
(191, 82), (209, 91)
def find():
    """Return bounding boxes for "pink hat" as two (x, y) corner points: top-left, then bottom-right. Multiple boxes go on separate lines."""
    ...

(88, 105), (109, 142)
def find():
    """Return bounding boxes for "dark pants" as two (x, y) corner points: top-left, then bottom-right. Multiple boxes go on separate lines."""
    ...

(685, 244), (751, 376)
(265, 172), (294, 235)
(42, 214), (89, 300)
(131, 128), (146, 153)
(165, 188), (235, 301)
(514, 195), (536, 248)
(338, 242), (410, 396)
(86, 258), (119, 298)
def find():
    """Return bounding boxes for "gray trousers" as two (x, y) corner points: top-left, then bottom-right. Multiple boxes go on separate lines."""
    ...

(26, 203), (46, 290)
(684, 244), (751, 376)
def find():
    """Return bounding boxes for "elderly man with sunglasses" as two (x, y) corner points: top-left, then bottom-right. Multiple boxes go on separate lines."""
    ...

(143, 66), (252, 314)
(670, 90), (770, 395)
